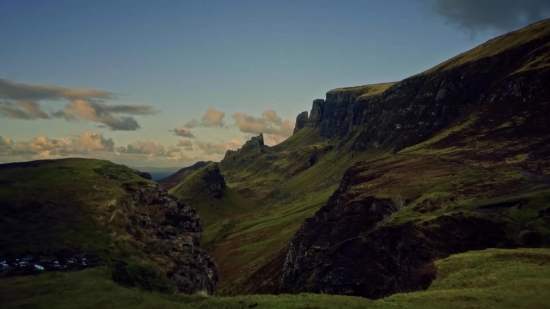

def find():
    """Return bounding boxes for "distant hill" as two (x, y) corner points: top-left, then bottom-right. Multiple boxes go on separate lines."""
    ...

(157, 161), (209, 190)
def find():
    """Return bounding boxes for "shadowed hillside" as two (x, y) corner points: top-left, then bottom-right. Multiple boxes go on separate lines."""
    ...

(0, 158), (218, 295)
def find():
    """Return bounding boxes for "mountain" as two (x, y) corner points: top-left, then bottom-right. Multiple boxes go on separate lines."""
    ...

(0, 158), (218, 295)
(205, 18), (550, 296)
(2, 18), (550, 309)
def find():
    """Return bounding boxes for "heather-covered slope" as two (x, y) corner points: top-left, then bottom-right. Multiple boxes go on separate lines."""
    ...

(279, 19), (550, 299)
(210, 19), (550, 297)
(0, 158), (218, 295)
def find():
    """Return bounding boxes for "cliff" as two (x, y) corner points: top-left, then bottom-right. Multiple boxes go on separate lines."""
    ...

(293, 18), (550, 153)
(0, 158), (218, 295)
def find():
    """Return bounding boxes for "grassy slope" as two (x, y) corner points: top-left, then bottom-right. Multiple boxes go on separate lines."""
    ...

(168, 162), (256, 228)
(0, 158), (155, 256)
(0, 158), (180, 292)
(421, 18), (550, 75)
(209, 126), (393, 294)
(205, 19), (550, 295)
(2, 248), (549, 309)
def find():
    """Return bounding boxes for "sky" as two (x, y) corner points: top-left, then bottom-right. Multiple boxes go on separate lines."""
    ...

(1, 0), (549, 168)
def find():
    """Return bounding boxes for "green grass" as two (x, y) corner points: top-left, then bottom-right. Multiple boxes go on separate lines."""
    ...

(420, 18), (550, 75)
(0, 158), (178, 291)
(2, 248), (550, 309)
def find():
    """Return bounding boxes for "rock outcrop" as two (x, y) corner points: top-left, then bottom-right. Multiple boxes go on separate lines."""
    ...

(292, 19), (550, 152)
(294, 111), (309, 134)
(125, 183), (219, 294)
(279, 163), (515, 299)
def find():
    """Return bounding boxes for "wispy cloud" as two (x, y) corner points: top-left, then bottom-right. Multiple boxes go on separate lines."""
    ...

(0, 79), (159, 130)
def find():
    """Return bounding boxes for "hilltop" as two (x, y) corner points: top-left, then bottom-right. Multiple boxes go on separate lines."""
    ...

(0, 158), (218, 294)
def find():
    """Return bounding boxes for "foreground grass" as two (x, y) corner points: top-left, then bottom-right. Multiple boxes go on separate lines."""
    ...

(1, 248), (549, 309)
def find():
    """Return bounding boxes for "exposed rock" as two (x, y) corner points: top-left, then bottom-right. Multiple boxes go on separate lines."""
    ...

(292, 21), (550, 152)
(307, 99), (325, 127)
(125, 183), (219, 294)
(279, 164), (515, 299)
(294, 111), (309, 134)
(199, 163), (226, 199)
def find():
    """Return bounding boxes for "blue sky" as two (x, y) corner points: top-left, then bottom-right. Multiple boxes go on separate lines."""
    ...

(1, 0), (548, 168)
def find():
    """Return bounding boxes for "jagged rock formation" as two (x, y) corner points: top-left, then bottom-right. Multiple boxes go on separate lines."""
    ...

(279, 161), (516, 299)
(294, 111), (308, 134)
(292, 19), (550, 153)
(169, 162), (226, 200)
(220, 133), (273, 182)
(125, 183), (218, 294)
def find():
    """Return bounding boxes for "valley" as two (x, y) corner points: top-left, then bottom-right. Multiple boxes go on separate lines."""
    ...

(1, 17), (550, 309)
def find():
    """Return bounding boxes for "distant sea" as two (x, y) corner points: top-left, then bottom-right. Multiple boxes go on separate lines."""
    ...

(148, 171), (177, 181)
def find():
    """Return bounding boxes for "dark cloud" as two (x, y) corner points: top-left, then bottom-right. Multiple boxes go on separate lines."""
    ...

(0, 78), (114, 101)
(419, 0), (550, 32)
(0, 79), (159, 130)
(0, 100), (49, 120)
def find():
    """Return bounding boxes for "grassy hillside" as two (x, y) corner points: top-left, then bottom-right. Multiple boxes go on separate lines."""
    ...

(157, 161), (209, 190)
(0, 159), (153, 256)
(0, 158), (216, 294)
(168, 162), (256, 228)
(1, 248), (549, 309)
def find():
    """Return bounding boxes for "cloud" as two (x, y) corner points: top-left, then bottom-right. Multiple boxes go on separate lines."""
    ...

(0, 78), (114, 101)
(418, 0), (550, 32)
(0, 79), (159, 130)
(0, 133), (197, 167)
(185, 108), (226, 128)
(232, 110), (294, 145)
(0, 100), (50, 120)
(177, 140), (194, 151)
(173, 125), (196, 138)
(78, 132), (115, 151)
(194, 139), (242, 155)
(54, 99), (158, 131)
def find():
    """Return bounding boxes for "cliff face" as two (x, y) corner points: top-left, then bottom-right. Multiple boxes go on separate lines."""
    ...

(293, 19), (550, 152)
(278, 158), (523, 299)
(123, 182), (219, 294)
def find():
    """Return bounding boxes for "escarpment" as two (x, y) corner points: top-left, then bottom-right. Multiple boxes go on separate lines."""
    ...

(278, 160), (519, 299)
(293, 19), (550, 153)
